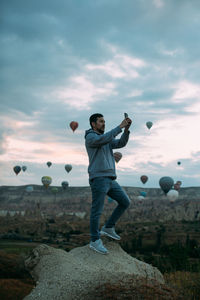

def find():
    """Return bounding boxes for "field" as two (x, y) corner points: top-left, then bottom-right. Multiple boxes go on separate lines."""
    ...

(0, 218), (200, 299)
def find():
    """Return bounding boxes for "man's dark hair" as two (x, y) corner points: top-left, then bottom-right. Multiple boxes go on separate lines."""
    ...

(89, 113), (103, 128)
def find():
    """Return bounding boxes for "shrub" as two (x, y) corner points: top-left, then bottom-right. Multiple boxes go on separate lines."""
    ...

(164, 271), (200, 300)
(90, 276), (182, 300)
(0, 278), (35, 300)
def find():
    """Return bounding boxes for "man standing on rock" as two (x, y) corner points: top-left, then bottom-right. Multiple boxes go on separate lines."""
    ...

(85, 113), (132, 254)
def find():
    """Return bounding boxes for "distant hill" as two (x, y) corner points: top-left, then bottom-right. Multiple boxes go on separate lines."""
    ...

(0, 185), (200, 222)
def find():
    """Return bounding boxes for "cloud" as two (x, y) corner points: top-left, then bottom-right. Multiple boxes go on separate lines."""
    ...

(49, 45), (146, 110)
(86, 52), (146, 79)
(156, 42), (185, 57)
(53, 75), (117, 110)
(127, 114), (200, 167)
(0, 135), (87, 164)
(0, 132), (7, 155)
(172, 80), (200, 102)
(127, 90), (143, 98)
(153, 0), (164, 8)
(0, 112), (88, 165)
(1, 0), (200, 187)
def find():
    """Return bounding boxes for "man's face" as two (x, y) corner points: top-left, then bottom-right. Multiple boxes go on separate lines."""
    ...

(92, 117), (105, 134)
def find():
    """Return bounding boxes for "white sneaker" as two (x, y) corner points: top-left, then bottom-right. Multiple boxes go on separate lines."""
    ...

(100, 225), (121, 240)
(89, 238), (109, 254)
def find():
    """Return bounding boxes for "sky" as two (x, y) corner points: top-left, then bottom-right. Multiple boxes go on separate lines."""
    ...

(1, 0), (200, 188)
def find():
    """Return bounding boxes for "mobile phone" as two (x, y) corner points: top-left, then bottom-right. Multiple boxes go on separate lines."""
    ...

(124, 113), (128, 118)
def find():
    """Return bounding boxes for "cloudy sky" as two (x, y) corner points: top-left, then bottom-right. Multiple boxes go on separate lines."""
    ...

(1, 0), (200, 188)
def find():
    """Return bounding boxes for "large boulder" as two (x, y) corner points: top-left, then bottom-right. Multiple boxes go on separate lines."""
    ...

(24, 239), (164, 300)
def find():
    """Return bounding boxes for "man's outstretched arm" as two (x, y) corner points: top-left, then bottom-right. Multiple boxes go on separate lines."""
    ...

(111, 130), (130, 149)
(111, 118), (132, 149)
(86, 126), (122, 148)
(86, 118), (131, 148)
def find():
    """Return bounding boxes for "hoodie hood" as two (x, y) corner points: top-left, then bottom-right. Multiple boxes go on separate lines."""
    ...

(85, 128), (100, 138)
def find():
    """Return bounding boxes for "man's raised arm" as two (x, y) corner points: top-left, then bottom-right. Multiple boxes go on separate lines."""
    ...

(86, 118), (130, 148)
(111, 130), (130, 149)
(86, 126), (122, 148)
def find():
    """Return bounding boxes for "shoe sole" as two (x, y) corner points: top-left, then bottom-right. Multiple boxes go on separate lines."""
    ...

(89, 245), (109, 255)
(100, 230), (121, 240)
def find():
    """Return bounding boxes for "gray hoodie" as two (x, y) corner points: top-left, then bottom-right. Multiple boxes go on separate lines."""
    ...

(85, 125), (130, 180)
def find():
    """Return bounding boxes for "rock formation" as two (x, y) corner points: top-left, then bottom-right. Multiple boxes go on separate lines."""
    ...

(1, 185), (200, 222)
(24, 239), (164, 300)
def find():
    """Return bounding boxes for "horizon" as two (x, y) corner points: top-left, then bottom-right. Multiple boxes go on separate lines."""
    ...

(1, 183), (200, 189)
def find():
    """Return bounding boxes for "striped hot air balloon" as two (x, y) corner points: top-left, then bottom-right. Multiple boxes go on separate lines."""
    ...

(159, 176), (174, 194)
(113, 152), (122, 163)
(41, 176), (52, 188)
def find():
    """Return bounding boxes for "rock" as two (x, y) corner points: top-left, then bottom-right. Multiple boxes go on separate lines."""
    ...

(24, 239), (164, 300)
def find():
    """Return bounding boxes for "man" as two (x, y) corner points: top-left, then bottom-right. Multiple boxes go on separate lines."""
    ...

(85, 113), (132, 254)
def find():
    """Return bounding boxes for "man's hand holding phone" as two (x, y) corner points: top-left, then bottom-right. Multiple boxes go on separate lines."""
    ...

(119, 113), (132, 130)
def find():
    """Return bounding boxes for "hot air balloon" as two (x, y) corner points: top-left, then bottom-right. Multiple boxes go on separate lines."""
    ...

(113, 152), (122, 163)
(51, 187), (58, 193)
(13, 166), (21, 175)
(159, 176), (174, 194)
(146, 121), (153, 129)
(70, 121), (78, 132)
(65, 164), (72, 173)
(41, 176), (52, 188)
(47, 161), (52, 168)
(174, 183), (180, 191)
(62, 181), (69, 189)
(26, 186), (33, 193)
(174, 180), (182, 191)
(22, 166), (27, 172)
(140, 191), (147, 197)
(177, 161), (181, 165)
(140, 175), (148, 184)
(176, 181), (182, 186)
(137, 196), (144, 203)
(167, 190), (179, 202)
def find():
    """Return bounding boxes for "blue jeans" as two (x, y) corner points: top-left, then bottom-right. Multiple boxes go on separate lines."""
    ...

(89, 176), (130, 242)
